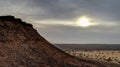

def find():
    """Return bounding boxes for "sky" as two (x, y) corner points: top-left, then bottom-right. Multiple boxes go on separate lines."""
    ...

(0, 0), (120, 44)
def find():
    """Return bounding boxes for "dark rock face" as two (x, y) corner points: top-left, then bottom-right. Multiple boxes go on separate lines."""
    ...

(0, 16), (119, 67)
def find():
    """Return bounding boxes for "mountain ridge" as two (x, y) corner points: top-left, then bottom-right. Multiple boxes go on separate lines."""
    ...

(0, 15), (119, 67)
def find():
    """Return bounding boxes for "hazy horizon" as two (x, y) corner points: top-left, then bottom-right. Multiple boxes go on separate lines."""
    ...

(0, 0), (120, 44)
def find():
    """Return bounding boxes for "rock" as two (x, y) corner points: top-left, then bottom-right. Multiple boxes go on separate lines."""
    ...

(0, 16), (119, 67)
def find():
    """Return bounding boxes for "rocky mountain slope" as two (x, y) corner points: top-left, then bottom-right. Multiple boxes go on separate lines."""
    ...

(0, 16), (119, 67)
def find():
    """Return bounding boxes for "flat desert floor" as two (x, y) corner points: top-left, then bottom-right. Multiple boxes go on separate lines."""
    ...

(64, 50), (120, 64)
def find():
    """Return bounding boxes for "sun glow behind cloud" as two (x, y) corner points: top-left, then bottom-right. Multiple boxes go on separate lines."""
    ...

(76, 16), (99, 27)
(77, 17), (90, 27)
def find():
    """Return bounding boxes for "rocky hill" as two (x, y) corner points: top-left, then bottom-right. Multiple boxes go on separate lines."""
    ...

(0, 16), (119, 67)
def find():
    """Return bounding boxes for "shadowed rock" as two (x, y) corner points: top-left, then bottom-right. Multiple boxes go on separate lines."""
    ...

(0, 16), (119, 67)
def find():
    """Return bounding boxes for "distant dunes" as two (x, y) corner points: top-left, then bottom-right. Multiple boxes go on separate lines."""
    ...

(55, 44), (120, 50)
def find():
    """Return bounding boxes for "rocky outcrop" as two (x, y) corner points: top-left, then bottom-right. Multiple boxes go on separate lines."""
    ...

(0, 16), (119, 67)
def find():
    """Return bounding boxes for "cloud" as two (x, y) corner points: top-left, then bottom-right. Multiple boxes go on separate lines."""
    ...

(0, 0), (120, 43)
(1, 0), (120, 22)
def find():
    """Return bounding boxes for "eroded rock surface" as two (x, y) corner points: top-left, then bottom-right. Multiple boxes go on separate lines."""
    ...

(0, 16), (119, 67)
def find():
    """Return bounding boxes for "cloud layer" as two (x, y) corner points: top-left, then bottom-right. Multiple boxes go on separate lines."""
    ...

(0, 0), (120, 44)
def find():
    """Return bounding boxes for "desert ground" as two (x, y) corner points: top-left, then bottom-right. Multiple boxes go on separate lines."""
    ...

(64, 50), (120, 64)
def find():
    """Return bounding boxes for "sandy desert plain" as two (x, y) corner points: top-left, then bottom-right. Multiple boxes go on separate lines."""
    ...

(55, 44), (120, 64)
(64, 50), (120, 64)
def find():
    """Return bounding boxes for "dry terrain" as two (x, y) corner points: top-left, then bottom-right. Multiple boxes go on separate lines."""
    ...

(65, 50), (120, 64)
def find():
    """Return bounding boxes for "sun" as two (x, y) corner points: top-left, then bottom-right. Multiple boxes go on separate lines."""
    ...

(77, 16), (91, 27)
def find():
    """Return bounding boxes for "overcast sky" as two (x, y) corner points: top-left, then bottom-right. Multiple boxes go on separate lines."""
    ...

(0, 0), (120, 44)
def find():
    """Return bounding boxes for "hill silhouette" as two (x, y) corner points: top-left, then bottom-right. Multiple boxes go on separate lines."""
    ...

(0, 16), (119, 67)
